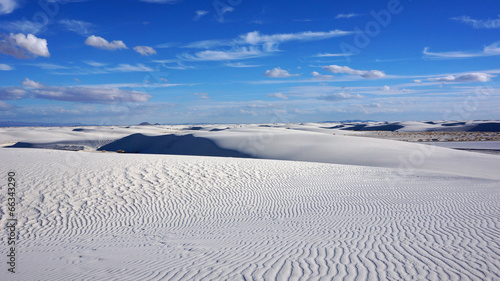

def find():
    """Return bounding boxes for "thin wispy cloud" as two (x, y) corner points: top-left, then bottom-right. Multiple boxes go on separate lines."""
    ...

(180, 47), (264, 61)
(313, 53), (353, 57)
(133, 46), (157, 56)
(0, 0), (18, 15)
(25, 63), (69, 70)
(335, 13), (361, 19)
(21, 78), (151, 103)
(452, 15), (500, 29)
(226, 62), (260, 68)
(181, 30), (353, 61)
(106, 64), (153, 72)
(59, 19), (94, 36)
(0, 63), (13, 70)
(423, 42), (500, 59)
(194, 10), (209, 20)
(0, 20), (46, 35)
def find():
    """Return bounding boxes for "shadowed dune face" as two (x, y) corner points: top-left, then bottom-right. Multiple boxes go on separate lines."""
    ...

(98, 133), (252, 158)
(468, 122), (500, 132)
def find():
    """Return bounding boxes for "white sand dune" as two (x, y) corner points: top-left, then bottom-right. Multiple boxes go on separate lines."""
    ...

(1, 122), (500, 280)
(0, 148), (499, 280)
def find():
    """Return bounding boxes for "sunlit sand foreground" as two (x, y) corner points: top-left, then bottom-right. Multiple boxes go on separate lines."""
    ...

(1, 121), (499, 280)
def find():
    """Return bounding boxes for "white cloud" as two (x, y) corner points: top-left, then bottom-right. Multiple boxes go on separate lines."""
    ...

(83, 60), (107, 67)
(0, 87), (26, 100)
(180, 29), (352, 61)
(311, 71), (333, 80)
(180, 46), (264, 61)
(59, 19), (93, 36)
(133, 45), (157, 56)
(21, 78), (44, 88)
(85, 35), (127, 50)
(335, 13), (360, 19)
(21, 78), (150, 103)
(322, 65), (386, 79)
(0, 0), (18, 15)
(0, 63), (13, 70)
(414, 79), (422, 83)
(106, 64), (153, 72)
(313, 52), (353, 57)
(423, 42), (500, 59)
(452, 15), (500, 29)
(25, 63), (69, 70)
(428, 73), (494, 83)
(240, 30), (352, 51)
(194, 10), (209, 20)
(263, 67), (299, 78)
(268, 92), (288, 100)
(10, 33), (50, 57)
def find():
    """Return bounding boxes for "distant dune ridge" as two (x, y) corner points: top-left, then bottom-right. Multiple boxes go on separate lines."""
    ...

(0, 120), (499, 280)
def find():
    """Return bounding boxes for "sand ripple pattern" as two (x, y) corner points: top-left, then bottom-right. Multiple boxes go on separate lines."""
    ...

(0, 149), (499, 281)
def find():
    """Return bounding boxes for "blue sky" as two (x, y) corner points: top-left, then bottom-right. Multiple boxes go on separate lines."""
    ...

(0, 0), (499, 124)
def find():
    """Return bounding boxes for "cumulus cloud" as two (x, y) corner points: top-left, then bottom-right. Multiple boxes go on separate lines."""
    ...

(263, 67), (299, 78)
(452, 15), (500, 29)
(10, 33), (49, 57)
(0, 33), (50, 58)
(0, 63), (13, 70)
(22, 78), (44, 88)
(133, 45), (157, 56)
(322, 65), (386, 79)
(0, 0), (18, 15)
(428, 73), (494, 83)
(268, 92), (288, 100)
(20, 78), (150, 103)
(423, 42), (500, 59)
(59, 19), (93, 36)
(85, 35), (127, 50)
(0, 87), (26, 100)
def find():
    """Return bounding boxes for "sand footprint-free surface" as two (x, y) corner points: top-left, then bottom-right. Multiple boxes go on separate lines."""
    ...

(1, 148), (499, 280)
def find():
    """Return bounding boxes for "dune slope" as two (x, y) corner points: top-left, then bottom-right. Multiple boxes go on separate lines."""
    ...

(1, 148), (499, 280)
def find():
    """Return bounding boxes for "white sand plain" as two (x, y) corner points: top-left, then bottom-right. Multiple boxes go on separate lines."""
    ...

(0, 121), (499, 280)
